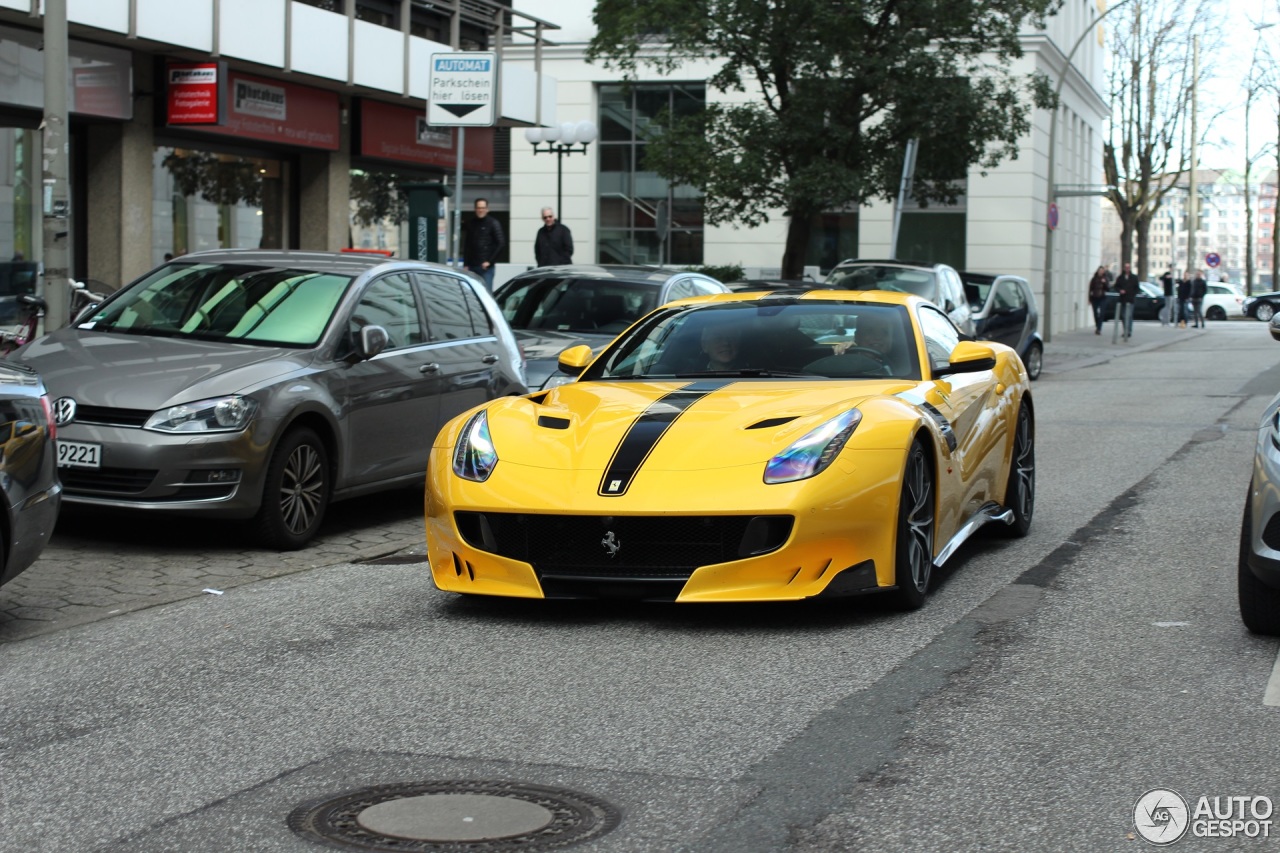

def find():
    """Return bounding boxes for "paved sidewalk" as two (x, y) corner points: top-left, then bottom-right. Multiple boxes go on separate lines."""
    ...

(1040, 316), (1215, 374)
(0, 488), (428, 644)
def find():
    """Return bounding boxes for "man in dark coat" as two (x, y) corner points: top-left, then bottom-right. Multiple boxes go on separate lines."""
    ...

(1159, 269), (1174, 326)
(1113, 262), (1140, 342)
(534, 207), (574, 266)
(1190, 270), (1208, 328)
(1176, 274), (1192, 327)
(462, 198), (505, 291)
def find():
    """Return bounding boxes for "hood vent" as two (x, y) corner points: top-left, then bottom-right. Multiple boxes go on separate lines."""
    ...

(538, 415), (571, 430)
(746, 416), (797, 430)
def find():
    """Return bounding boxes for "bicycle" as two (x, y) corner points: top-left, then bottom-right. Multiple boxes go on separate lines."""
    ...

(0, 293), (47, 356)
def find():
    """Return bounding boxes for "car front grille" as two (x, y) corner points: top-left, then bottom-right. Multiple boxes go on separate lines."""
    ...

(453, 512), (793, 578)
(59, 466), (157, 495)
(71, 405), (151, 428)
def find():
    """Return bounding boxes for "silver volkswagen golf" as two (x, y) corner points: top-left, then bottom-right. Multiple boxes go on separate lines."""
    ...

(17, 250), (526, 549)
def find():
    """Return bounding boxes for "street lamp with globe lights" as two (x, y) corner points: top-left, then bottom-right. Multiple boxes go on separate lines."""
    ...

(525, 120), (599, 219)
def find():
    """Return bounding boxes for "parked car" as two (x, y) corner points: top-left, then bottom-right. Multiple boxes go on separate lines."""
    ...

(960, 272), (1043, 380)
(1101, 280), (1165, 321)
(493, 265), (731, 390)
(1238, 313), (1280, 634)
(725, 277), (827, 292)
(0, 359), (61, 586)
(823, 259), (975, 335)
(15, 250), (526, 550)
(1243, 291), (1280, 322)
(1202, 282), (1244, 321)
(426, 289), (1034, 607)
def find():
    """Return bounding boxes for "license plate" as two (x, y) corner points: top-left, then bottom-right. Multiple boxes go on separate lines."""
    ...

(57, 440), (102, 469)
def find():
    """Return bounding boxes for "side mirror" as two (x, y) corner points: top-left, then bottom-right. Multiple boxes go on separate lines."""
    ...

(350, 325), (389, 362)
(941, 340), (998, 375)
(557, 344), (594, 374)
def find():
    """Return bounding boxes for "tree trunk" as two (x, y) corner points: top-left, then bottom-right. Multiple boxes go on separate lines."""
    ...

(781, 213), (812, 280)
(1136, 213), (1151, 279)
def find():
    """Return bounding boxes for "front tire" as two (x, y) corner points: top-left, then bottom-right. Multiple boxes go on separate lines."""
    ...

(1206, 305), (1226, 321)
(1022, 341), (1043, 381)
(998, 403), (1035, 538)
(1257, 303), (1275, 322)
(254, 427), (331, 550)
(891, 441), (935, 610)
(1239, 492), (1280, 635)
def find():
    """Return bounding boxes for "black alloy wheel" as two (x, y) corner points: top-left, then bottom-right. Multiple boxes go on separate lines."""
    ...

(998, 403), (1035, 538)
(892, 441), (935, 610)
(1206, 305), (1227, 321)
(255, 427), (331, 550)
(1238, 491), (1280, 636)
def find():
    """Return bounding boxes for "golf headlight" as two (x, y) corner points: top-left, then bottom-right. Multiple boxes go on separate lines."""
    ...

(764, 409), (862, 484)
(144, 396), (256, 433)
(453, 409), (498, 481)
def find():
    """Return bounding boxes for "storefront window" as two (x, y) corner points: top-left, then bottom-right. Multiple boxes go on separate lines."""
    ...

(0, 129), (36, 262)
(597, 83), (705, 265)
(153, 147), (285, 265)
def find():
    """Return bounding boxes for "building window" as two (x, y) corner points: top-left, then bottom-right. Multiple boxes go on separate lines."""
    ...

(597, 82), (705, 265)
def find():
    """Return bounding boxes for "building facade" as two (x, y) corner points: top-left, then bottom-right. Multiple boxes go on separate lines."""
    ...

(0, 0), (560, 298)
(505, 0), (1110, 338)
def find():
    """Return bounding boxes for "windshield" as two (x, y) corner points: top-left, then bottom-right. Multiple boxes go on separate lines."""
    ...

(825, 265), (938, 300)
(496, 277), (658, 335)
(78, 263), (353, 346)
(580, 301), (921, 381)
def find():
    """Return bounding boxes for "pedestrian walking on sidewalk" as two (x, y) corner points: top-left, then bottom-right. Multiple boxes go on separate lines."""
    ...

(1113, 262), (1139, 342)
(1159, 268), (1174, 326)
(1089, 266), (1108, 334)
(1190, 270), (1207, 328)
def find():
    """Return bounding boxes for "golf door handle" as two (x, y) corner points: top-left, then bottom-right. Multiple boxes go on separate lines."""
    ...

(419, 363), (440, 374)
(481, 354), (500, 364)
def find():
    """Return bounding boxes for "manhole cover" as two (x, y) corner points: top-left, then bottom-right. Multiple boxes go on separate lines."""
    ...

(288, 780), (620, 852)
(362, 554), (429, 565)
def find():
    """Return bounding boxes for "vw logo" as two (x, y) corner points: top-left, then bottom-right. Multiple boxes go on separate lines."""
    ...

(601, 531), (621, 558)
(52, 397), (77, 427)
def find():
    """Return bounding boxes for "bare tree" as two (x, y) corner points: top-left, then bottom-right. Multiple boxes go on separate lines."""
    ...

(1103, 0), (1222, 280)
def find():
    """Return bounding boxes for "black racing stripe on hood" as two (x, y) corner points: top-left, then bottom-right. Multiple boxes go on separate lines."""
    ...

(598, 380), (732, 497)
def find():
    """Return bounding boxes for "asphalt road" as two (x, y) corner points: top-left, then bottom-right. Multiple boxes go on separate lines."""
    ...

(2, 317), (1278, 852)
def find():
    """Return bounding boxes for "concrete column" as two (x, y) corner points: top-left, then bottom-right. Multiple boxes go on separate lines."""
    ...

(297, 103), (350, 251)
(85, 55), (154, 288)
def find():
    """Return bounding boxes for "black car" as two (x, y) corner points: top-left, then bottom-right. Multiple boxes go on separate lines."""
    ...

(493, 265), (731, 390)
(1244, 291), (1280, 322)
(0, 360), (60, 586)
(961, 272), (1043, 380)
(1101, 280), (1165, 321)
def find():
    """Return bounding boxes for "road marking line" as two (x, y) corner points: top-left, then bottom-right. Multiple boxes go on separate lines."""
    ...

(1265, 649), (1280, 706)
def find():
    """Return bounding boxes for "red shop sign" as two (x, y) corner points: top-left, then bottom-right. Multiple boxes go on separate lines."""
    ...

(358, 99), (494, 174)
(173, 69), (340, 151)
(166, 62), (224, 125)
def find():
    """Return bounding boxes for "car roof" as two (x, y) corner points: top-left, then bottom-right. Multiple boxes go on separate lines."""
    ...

(508, 264), (717, 285)
(671, 289), (928, 310)
(173, 249), (452, 276)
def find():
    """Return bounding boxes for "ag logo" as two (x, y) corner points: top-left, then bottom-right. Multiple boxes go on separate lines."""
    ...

(601, 531), (620, 558)
(52, 397), (77, 427)
(1134, 788), (1190, 845)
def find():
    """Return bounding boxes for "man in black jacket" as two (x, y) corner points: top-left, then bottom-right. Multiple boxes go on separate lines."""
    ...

(1113, 262), (1140, 342)
(534, 207), (574, 266)
(462, 198), (505, 291)
(1190, 270), (1208, 328)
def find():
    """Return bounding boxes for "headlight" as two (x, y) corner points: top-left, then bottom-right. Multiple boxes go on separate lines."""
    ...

(453, 409), (498, 481)
(144, 395), (257, 433)
(764, 409), (862, 484)
(541, 372), (576, 390)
